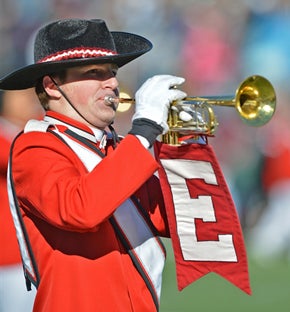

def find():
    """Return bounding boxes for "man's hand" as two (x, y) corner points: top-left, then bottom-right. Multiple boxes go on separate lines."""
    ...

(132, 75), (187, 134)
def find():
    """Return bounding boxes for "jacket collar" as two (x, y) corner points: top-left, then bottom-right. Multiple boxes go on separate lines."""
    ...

(44, 111), (105, 143)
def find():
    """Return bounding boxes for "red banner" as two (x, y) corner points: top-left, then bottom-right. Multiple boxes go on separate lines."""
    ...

(154, 141), (251, 295)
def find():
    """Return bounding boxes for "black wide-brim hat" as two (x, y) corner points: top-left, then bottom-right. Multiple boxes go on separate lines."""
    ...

(0, 19), (152, 90)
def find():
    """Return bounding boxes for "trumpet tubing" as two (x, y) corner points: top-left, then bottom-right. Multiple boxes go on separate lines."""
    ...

(115, 75), (276, 145)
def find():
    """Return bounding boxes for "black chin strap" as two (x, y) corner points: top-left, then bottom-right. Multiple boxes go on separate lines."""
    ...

(108, 124), (120, 148)
(49, 76), (95, 126)
(49, 76), (119, 147)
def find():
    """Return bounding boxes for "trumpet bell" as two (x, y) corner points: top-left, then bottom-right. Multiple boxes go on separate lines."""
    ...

(236, 75), (276, 127)
(163, 75), (276, 144)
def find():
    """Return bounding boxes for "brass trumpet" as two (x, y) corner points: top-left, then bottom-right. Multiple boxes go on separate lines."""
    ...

(107, 75), (276, 145)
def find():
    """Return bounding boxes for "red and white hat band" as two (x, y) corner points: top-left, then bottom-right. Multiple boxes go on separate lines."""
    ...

(38, 47), (117, 63)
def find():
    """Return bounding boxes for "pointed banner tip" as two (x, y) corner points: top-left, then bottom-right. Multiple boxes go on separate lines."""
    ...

(176, 270), (252, 295)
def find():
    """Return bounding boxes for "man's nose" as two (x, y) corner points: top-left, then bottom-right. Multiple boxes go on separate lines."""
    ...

(103, 76), (119, 90)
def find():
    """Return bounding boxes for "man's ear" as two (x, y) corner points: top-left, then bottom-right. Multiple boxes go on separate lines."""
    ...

(42, 76), (61, 99)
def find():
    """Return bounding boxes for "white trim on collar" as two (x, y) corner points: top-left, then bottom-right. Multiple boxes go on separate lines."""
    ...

(44, 115), (105, 143)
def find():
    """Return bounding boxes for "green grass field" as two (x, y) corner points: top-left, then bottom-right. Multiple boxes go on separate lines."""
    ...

(160, 239), (290, 312)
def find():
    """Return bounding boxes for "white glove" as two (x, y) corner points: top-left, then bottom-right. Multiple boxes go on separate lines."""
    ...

(132, 75), (187, 134)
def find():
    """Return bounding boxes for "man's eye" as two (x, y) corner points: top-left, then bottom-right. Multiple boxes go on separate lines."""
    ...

(86, 69), (117, 80)
(89, 69), (103, 76)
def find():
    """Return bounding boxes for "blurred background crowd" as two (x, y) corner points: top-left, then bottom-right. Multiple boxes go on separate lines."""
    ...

(1, 0), (290, 298)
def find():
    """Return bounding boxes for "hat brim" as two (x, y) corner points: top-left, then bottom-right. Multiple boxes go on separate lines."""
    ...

(0, 32), (152, 90)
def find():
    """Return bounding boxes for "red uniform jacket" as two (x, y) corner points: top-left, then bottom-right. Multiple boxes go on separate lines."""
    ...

(11, 112), (169, 312)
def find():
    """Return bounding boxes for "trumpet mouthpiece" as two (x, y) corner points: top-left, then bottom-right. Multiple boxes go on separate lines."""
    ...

(104, 95), (119, 105)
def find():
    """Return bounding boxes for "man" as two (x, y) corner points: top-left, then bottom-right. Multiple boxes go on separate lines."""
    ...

(0, 19), (186, 311)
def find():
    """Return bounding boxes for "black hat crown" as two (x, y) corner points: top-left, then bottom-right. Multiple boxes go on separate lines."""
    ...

(0, 19), (152, 90)
(35, 19), (117, 64)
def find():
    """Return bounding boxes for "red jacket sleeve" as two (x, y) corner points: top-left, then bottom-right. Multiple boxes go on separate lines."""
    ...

(12, 132), (161, 232)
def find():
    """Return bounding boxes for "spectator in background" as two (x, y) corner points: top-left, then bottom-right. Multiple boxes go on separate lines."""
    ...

(180, 1), (243, 95)
(0, 89), (43, 312)
(238, 1), (290, 261)
(248, 93), (290, 262)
